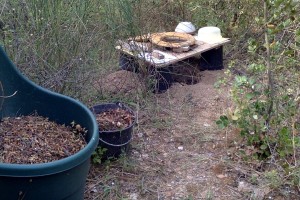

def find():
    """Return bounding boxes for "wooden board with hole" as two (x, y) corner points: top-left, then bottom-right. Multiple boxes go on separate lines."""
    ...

(116, 37), (230, 68)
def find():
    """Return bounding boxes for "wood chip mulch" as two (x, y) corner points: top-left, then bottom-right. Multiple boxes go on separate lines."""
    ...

(0, 115), (87, 164)
(95, 108), (135, 131)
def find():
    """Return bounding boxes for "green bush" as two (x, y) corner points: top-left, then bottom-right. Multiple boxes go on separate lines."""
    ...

(217, 0), (300, 163)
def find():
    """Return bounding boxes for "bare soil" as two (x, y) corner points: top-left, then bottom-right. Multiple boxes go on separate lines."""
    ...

(85, 70), (239, 199)
(0, 115), (86, 164)
(85, 69), (300, 199)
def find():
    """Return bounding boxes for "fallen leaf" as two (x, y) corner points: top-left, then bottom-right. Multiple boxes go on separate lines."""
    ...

(216, 174), (227, 179)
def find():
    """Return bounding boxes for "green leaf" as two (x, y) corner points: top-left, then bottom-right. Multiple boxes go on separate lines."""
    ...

(274, 0), (284, 7)
(235, 76), (247, 86)
(240, 130), (247, 137)
(216, 120), (225, 129)
(296, 35), (300, 43)
(279, 126), (290, 136)
(231, 115), (238, 121)
(260, 144), (268, 150)
(279, 150), (286, 157)
(216, 115), (229, 129)
(283, 19), (291, 27)
(254, 17), (260, 23)
(294, 122), (300, 130)
(246, 93), (255, 100)
(220, 115), (229, 121)
(232, 112), (242, 121)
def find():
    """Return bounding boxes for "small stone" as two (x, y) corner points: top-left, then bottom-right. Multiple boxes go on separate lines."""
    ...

(137, 132), (143, 138)
(204, 123), (211, 127)
(75, 124), (82, 131)
(90, 187), (98, 193)
(178, 146), (184, 150)
(129, 193), (138, 200)
(152, 51), (165, 59)
(238, 181), (253, 192)
(116, 121), (122, 127)
(216, 174), (227, 179)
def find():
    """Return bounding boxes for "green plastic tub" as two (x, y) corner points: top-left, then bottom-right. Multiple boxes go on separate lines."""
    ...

(0, 46), (99, 200)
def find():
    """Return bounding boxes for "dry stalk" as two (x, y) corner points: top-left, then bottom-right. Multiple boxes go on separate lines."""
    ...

(0, 81), (4, 110)
(0, 81), (18, 111)
(0, 92), (18, 98)
(292, 89), (300, 166)
(264, 0), (274, 126)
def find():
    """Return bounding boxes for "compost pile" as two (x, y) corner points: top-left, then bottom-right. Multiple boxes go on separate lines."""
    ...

(95, 108), (134, 131)
(0, 115), (87, 164)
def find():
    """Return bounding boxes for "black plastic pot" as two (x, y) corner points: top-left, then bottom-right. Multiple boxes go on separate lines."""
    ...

(91, 102), (136, 159)
(119, 54), (173, 93)
(148, 66), (174, 93)
(119, 53), (139, 72)
(199, 46), (224, 70)
(0, 46), (99, 200)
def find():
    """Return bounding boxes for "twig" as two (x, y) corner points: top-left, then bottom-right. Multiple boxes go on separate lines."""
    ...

(0, 0), (7, 17)
(0, 81), (18, 111)
(264, 0), (274, 126)
(0, 91), (18, 98)
(292, 89), (300, 166)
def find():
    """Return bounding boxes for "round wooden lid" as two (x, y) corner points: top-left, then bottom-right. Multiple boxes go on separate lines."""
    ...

(150, 32), (195, 48)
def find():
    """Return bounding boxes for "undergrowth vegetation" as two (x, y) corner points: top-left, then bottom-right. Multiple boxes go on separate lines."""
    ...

(0, 0), (299, 198)
(216, 0), (300, 193)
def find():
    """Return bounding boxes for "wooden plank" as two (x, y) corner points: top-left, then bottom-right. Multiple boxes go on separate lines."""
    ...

(153, 39), (230, 67)
(116, 38), (230, 68)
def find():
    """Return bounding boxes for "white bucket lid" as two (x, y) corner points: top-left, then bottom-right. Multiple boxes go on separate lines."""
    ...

(175, 22), (196, 34)
(195, 26), (226, 44)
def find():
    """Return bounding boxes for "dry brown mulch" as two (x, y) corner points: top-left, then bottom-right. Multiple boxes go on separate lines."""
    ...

(0, 115), (87, 164)
(95, 108), (135, 131)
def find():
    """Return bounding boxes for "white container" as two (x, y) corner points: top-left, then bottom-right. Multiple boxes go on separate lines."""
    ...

(175, 22), (196, 34)
(196, 26), (225, 44)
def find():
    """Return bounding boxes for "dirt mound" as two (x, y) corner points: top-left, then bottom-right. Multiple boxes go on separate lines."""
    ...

(94, 70), (146, 96)
(172, 63), (202, 85)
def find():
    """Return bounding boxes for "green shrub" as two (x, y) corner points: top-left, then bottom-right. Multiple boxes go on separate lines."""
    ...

(217, 0), (300, 163)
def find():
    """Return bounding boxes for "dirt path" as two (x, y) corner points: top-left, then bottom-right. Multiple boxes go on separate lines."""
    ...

(85, 70), (243, 200)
